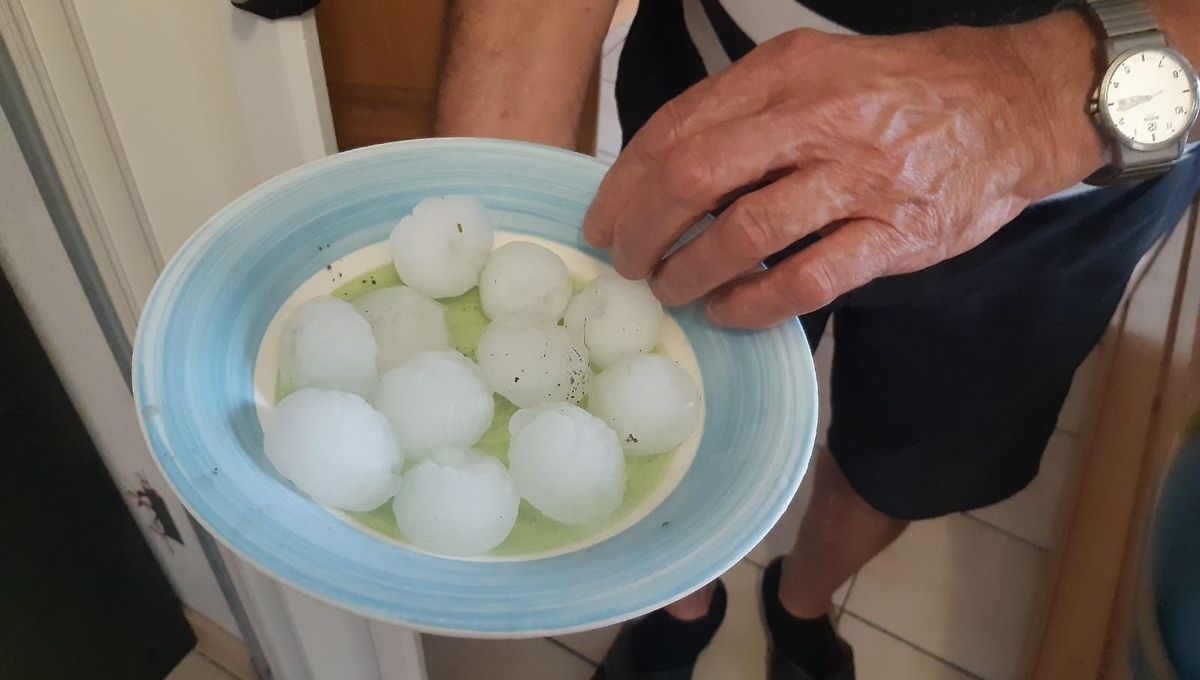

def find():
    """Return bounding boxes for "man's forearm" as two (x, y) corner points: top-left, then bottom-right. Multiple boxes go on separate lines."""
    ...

(436, 0), (617, 149)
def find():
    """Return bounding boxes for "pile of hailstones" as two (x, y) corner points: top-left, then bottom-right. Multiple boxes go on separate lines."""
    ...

(266, 196), (701, 557)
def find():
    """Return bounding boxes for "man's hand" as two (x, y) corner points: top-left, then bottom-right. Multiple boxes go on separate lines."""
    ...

(583, 12), (1110, 329)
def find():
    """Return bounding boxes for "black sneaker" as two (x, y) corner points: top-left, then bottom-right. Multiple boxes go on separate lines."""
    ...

(592, 581), (727, 680)
(761, 558), (855, 680)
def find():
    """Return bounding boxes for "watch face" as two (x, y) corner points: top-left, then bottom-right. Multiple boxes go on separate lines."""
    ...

(1101, 48), (1198, 149)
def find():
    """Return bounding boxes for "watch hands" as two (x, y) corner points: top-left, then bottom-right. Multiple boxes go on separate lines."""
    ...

(1116, 90), (1165, 112)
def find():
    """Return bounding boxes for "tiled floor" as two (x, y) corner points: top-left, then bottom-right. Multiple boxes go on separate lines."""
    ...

(165, 651), (238, 680)
(421, 22), (1101, 680)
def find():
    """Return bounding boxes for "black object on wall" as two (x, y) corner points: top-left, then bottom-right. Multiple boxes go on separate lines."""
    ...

(232, 0), (321, 19)
(0, 267), (195, 679)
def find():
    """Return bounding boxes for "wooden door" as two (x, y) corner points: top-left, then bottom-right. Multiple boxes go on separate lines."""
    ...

(314, 0), (599, 153)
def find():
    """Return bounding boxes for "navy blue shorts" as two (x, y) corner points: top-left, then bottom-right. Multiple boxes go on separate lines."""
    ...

(615, 5), (1200, 518)
(790, 158), (1199, 519)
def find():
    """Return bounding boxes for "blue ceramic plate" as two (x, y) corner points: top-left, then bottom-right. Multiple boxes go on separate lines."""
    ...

(133, 138), (817, 636)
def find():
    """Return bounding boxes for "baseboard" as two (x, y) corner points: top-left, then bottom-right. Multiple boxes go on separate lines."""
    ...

(183, 607), (257, 680)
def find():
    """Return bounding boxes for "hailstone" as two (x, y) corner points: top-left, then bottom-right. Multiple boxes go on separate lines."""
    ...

(264, 388), (402, 511)
(353, 286), (450, 371)
(277, 295), (378, 397)
(393, 447), (519, 557)
(390, 196), (494, 298)
(475, 317), (590, 407)
(564, 274), (663, 368)
(589, 354), (701, 455)
(478, 241), (572, 323)
(508, 403), (625, 525)
(372, 350), (495, 459)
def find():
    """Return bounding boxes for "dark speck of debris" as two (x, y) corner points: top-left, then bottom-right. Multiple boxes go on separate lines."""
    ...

(661, 521), (670, 528)
(456, 222), (464, 233)
(514, 376), (520, 383)
(626, 434), (639, 444)
(212, 467), (220, 474)
(326, 265), (332, 271)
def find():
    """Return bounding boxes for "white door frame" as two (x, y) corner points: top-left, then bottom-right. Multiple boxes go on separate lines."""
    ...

(0, 3), (426, 678)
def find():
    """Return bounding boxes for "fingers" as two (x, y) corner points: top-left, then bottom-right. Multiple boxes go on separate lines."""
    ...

(588, 109), (810, 279)
(704, 219), (897, 328)
(582, 40), (808, 247)
(649, 169), (857, 306)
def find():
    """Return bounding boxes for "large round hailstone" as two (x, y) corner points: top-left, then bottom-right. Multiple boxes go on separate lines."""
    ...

(589, 354), (701, 455)
(478, 241), (572, 323)
(564, 274), (663, 368)
(393, 447), (519, 557)
(264, 388), (402, 511)
(390, 196), (494, 298)
(277, 296), (378, 397)
(508, 403), (625, 526)
(475, 317), (590, 407)
(372, 350), (494, 459)
(352, 286), (450, 371)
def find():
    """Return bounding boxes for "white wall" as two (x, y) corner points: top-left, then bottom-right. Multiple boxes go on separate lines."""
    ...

(17, 0), (338, 266)
(28, 0), (335, 262)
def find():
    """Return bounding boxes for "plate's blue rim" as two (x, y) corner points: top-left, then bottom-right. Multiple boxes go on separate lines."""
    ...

(132, 137), (817, 636)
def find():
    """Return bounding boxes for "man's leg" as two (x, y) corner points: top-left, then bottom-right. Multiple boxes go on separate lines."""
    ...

(778, 449), (907, 618)
(663, 581), (719, 620)
(752, 449), (906, 678)
(660, 448), (905, 621)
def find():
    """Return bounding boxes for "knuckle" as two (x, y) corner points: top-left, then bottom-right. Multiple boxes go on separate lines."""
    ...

(640, 99), (688, 158)
(773, 28), (830, 58)
(722, 199), (778, 259)
(792, 260), (838, 309)
(662, 145), (715, 200)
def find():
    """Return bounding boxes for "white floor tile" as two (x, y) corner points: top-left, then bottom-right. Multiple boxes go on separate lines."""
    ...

(693, 560), (769, 680)
(554, 624), (620, 665)
(602, 38), (623, 83)
(597, 79), (622, 159)
(814, 334), (833, 448)
(839, 613), (977, 680)
(603, 22), (631, 55)
(844, 514), (1045, 680)
(1057, 346), (1104, 435)
(423, 635), (594, 680)
(968, 431), (1079, 549)
(166, 651), (238, 680)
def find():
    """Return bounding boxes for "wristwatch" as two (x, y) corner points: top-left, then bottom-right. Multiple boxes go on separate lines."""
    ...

(1078, 0), (1199, 185)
